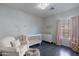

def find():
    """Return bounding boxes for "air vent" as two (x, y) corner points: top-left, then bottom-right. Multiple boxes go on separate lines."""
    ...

(50, 7), (54, 10)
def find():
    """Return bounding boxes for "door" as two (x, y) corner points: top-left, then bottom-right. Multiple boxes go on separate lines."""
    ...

(56, 19), (72, 47)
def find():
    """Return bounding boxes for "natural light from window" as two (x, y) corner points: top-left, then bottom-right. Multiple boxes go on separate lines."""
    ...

(60, 49), (70, 56)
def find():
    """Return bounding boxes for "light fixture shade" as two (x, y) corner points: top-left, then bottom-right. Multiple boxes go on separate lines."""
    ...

(37, 3), (50, 10)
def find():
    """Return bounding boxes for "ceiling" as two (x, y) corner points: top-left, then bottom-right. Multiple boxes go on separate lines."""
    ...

(0, 3), (79, 18)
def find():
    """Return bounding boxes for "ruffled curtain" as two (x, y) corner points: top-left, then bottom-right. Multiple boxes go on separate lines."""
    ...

(56, 16), (79, 52)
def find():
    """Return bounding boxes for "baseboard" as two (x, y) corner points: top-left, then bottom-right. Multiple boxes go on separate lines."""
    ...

(42, 40), (56, 45)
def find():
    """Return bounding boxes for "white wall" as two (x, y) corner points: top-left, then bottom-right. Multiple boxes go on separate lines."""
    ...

(42, 16), (57, 43)
(0, 6), (43, 39)
(43, 7), (79, 43)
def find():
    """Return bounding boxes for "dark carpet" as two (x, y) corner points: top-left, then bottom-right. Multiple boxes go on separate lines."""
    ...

(30, 41), (79, 56)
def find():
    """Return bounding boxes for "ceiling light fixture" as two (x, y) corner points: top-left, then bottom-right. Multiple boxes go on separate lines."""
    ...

(37, 3), (50, 10)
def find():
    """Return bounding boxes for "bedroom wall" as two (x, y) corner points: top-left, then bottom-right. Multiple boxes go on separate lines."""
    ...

(0, 5), (43, 39)
(43, 6), (79, 43)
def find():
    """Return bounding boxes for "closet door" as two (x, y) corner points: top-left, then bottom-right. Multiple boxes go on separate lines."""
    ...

(56, 19), (72, 47)
(61, 19), (72, 47)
